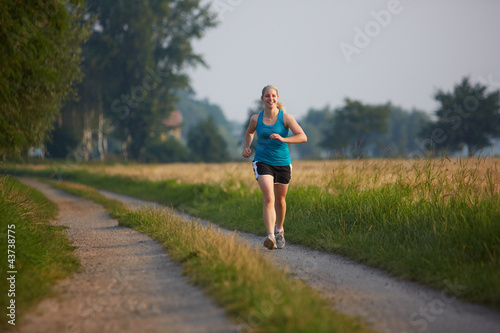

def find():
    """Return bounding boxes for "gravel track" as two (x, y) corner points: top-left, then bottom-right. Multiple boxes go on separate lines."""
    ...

(13, 178), (500, 333)
(14, 178), (238, 333)
(96, 188), (500, 333)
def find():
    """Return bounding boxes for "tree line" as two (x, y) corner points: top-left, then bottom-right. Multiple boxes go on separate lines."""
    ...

(244, 77), (499, 160)
(1, 2), (499, 162)
(295, 100), (429, 159)
(1, 0), (220, 162)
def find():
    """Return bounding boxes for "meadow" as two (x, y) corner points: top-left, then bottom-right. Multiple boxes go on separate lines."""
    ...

(3, 156), (500, 310)
(48, 156), (499, 197)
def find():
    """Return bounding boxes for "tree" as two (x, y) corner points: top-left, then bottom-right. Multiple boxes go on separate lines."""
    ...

(45, 125), (79, 159)
(175, 90), (240, 158)
(69, 0), (217, 160)
(419, 77), (500, 155)
(404, 109), (433, 155)
(296, 106), (332, 159)
(177, 90), (231, 137)
(321, 99), (391, 157)
(188, 117), (229, 162)
(239, 99), (264, 157)
(370, 106), (431, 157)
(0, 0), (91, 158)
(142, 136), (189, 163)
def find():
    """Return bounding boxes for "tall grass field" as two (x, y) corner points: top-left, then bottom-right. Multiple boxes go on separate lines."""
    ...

(2, 156), (499, 310)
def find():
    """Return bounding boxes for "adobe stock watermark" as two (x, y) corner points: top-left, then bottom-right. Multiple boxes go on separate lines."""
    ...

(51, 64), (171, 180)
(401, 278), (467, 333)
(211, 0), (244, 21)
(235, 287), (289, 332)
(51, 124), (112, 180)
(339, 0), (410, 64)
(110, 64), (171, 120)
(414, 74), (500, 153)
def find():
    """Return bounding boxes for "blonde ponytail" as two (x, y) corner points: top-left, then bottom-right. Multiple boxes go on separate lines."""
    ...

(262, 84), (286, 111)
(277, 101), (286, 112)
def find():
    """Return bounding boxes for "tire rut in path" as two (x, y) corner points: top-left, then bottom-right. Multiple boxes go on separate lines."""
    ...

(15, 178), (238, 333)
(96, 188), (500, 333)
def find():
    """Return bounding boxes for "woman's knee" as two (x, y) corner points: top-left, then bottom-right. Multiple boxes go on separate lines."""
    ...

(263, 196), (275, 207)
(275, 196), (286, 208)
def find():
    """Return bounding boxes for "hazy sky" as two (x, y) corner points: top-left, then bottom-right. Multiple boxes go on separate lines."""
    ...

(187, 0), (500, 123)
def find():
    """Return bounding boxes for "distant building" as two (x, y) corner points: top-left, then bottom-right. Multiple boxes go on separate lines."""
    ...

(161, 110), (183, 140)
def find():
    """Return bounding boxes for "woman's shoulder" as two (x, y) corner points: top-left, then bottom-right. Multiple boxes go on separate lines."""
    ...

(282, 111), (296, 126)
(251, 112), (260, 121)
(249, 113), (260, 125)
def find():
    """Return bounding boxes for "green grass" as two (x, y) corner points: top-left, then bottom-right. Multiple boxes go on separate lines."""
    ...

(0, 175), (79, 330)
(47, 180), (372, 333)
(2, 162), (500, 310)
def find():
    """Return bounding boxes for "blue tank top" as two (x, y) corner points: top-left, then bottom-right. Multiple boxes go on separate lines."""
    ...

(254, 109), (291, 166)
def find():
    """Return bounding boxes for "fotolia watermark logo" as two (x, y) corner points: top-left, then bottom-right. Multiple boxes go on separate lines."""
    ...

(339, 0), (407, 64)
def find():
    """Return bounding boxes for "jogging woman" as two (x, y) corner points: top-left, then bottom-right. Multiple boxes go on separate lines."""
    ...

(242, 85), (307, 250)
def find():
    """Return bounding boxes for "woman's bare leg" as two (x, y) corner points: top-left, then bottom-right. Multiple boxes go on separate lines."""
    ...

(274, 183), (289, 230)
(257, 175), (276, 235)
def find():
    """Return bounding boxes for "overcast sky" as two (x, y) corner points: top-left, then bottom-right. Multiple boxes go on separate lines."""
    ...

(187, 0), (500, 123)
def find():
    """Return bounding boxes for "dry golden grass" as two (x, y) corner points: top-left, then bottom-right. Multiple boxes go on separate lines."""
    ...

(20, 157), (500, 199)
(0, 175), (54, 220)
(59, 157), (499, 196)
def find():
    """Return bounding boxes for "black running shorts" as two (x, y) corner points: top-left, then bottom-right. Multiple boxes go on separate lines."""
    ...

(252, 161), (292, 185)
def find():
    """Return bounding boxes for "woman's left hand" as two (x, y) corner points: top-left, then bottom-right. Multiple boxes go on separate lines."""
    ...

(270, 133), (285, 142)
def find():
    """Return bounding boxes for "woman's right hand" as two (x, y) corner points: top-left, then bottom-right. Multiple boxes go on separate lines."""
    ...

(242, 147), (251, 158)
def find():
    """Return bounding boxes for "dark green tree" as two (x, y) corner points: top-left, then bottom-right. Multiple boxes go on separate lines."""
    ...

(73, 0), (217, 160)
(419, 77), (500, 155)
(239, 99), (264, 156)
(142, 136), (189, 163)
(188, 117), (229, 162)
(370, 106), (431, 157)
(321, 99), (391, 157)
(175, 90), (240, 158)
(296, 106), (333, 159)
(177, 90), (231, 137)
(0, 0), (91, 158)
(46, 125), (79, 159)
(406, 109), (432, 152)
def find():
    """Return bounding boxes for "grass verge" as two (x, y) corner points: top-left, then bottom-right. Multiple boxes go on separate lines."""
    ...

(3, 162), (500, 310)
(0, 175), (79, 330)
(47, 179), (373, 333)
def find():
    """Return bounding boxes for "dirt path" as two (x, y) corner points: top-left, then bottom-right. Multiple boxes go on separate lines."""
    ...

(15, 178), (238, 333)
(97, 189), (500, 333)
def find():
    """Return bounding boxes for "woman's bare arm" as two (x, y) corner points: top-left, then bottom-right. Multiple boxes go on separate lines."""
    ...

(269, 113), (307, 143)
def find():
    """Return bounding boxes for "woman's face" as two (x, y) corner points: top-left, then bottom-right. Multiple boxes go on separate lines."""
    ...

(262, 88), (279, 109)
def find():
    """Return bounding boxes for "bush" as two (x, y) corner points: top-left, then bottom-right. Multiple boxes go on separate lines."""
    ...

(187, 117), (229, 162)
(142, 137), (189, 163)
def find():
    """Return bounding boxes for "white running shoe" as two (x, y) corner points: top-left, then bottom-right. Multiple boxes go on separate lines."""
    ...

(263, 234), (277, 250)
